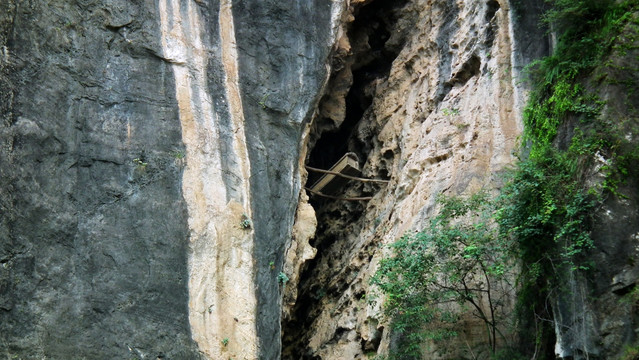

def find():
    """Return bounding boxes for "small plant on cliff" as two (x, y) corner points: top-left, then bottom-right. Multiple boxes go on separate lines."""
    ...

(222, 337), (229, 347)
(258, 94), (269, 109)
(372, 192), (516, 359)
(277, 272), (289, 285)
(240, 214), (252, 229)
(622, 343), (639, 360)
(132, 157), (148, 170)
(441, 107), (460, 116)
(170, 149), (185, 160)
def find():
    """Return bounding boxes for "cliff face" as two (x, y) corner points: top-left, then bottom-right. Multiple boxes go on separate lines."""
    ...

(282, 0), (549, 358)
(1, 1), (201, 358)
(2, 0), (638, 359)
(549, 14), (639, 358)
(0, 0), (336, 358)
(282, 1), (639, 359)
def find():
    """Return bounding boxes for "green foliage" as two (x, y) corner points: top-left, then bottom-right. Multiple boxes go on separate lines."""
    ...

(523, 80), (601, 153)
(524, 0), (639, 157)
(495, 145), (596, 357)
(372, 193), (515, 359)
(240, 213), (252, 229)
(490, 348), (527, 360)
(543, 0), (614, 39)
(621, 285), (639, 308)
(519, 0), (639, 255)
(515, 0), (639, 280)
(311, 287), (326, 300)
(277, 272), (289, 285)
(170, 149), (185, 159)
(258, 94), (269, 109)
(222, 337), (229, 347)
(497, 147), (596, 270)
(441, 107), (460, 116)
(132, 157), (148, 169)
(622, 344), (639, 360)
(507, 0), (639, 357)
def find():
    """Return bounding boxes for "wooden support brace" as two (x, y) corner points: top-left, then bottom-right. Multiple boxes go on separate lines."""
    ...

(304, 187), (373, 201)
(305, 165), (390, 184)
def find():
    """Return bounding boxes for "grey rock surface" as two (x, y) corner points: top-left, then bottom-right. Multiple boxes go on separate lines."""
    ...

(0, 0), (335, 358)
(0, 0), (201, 358)
(231, 0), (334, 357)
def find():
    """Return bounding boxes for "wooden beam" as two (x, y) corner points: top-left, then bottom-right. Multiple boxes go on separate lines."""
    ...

(305, 165), (390, 184)
(304, 187), (373, 201)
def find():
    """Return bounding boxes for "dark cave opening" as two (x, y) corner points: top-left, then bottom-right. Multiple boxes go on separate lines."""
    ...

(305, 0), (406, 193)
(282, 0), (409, 358)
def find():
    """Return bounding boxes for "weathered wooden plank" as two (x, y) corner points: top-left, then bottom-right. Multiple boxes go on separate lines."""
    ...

(309, 152), (361, 195)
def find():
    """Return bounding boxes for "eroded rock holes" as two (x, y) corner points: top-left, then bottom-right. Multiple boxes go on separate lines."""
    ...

(282, 0), (410, 358)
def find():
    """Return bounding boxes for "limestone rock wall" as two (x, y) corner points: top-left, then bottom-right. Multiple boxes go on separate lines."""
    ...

(0, 0), (337, 359)
(282, 0), (549, 358)
(0, 1), (201, 358)
(3, 0), (637, 359)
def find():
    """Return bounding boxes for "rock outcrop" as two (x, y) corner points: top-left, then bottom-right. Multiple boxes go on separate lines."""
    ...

(1, 0), (337, 358)
(2, 0), (638, 359)
(1, 1), (201, 357)
(282, 0), (550, 358)
(549, 14), (639, 358)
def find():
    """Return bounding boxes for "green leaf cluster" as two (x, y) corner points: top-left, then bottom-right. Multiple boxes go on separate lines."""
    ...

(513, 0), (639, 280)
(372, 193), (515, 359)
(277, 272), (289, 285)
(503, 0), (639, 356)
(525, 0), (639, 151)
(497, 148), (596, 271)
(373, 1), (639, 358)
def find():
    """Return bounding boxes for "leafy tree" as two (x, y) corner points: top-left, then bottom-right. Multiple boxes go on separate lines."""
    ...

(371, 193), (516, 359)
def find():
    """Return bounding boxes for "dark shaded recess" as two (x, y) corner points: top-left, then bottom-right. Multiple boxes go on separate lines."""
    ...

(361, 325), (383, 352)
(484, 0), (500, 48)
(450, 54), (481, 86)
(509, 0), (551, 70)
(282, 0), (408, 358)
(435, 0), (460, 102)
(306, 0), (407, 195)
(486, 0), (500, 22)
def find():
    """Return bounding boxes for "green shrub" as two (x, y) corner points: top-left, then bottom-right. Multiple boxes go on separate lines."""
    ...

(372, 193), (515, 359)
(622, 344), (639, 360)
(506, 0), (639, 356)
(277, 272), (289, 285)
(240, 213), (252, 229)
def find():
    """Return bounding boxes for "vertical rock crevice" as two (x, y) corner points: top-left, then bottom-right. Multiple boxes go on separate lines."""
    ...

(283, 0), (549, 358)
(230, 0), (338, 358)
(306, 0), (409, 186)
(435, 0), (460, 102)
(282, 0), (411, 358)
